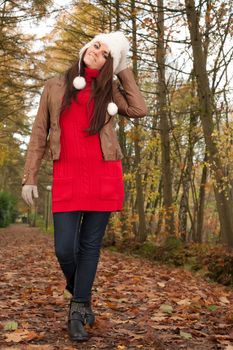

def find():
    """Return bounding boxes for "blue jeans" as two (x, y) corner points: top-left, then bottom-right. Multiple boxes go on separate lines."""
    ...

(53, 211), (111, 302)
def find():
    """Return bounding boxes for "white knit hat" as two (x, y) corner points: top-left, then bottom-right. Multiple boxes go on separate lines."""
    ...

(73, 31), (130, 116)
(80, 31), (129, 74)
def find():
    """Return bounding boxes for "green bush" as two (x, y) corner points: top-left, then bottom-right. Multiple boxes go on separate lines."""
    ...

(36, 214), (54, 234)
(134, 241), (158, 259)
(153, 236), (187, 266)
(203, 251), (233, 286)
(0, 191), (18, 227)
(111, 237), (233, 287)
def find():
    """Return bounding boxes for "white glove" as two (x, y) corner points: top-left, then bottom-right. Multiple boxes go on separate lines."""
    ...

(115, 51), (128, 75)
(115, 33), (130, 75)
(21, 185), (39, 206)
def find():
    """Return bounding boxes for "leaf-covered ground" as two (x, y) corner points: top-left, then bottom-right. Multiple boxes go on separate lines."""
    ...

(0, 224), (233, 350)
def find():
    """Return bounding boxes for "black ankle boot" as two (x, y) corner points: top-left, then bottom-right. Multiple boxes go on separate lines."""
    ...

(83, 301), (95, 327)
(68, 300), (89, 341)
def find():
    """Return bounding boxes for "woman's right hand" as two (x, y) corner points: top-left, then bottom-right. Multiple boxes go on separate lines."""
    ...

(21, 185), (39, 206)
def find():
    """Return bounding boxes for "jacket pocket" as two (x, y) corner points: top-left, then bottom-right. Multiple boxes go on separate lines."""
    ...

(52, 177), (73, 202)
(100, 176), (124, 201)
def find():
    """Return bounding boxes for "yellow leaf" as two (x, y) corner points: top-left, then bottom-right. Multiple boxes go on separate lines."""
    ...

(224, 345), (233, 350)
(157, 282), (166, 288)
(180, 331), (192, 339)
(159, 304), (173, 314)
(5, 329), (40, 343)
(150, 314), (167, 322)
(219, 296), (230, 304)
(4, 321), (18, 331)
(176, 298), (191, 306)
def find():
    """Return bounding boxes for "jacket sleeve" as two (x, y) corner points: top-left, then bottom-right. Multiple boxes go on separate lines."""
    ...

(22, 81), (50, 186)
(112, 67), (147, 118)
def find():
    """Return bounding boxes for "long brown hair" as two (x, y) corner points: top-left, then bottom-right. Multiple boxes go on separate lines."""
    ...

(61, 51), (114, 135)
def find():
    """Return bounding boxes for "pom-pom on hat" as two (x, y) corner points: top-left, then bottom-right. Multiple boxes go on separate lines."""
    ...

(73, 31), (130, 116)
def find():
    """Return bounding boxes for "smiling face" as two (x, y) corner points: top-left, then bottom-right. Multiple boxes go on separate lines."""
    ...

(83, 41), (110, 70)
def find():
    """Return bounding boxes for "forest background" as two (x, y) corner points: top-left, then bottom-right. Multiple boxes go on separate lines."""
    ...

(1, 0), (233, 286)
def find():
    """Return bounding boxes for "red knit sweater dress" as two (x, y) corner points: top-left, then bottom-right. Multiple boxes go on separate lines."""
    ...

(51, 67), (124, 213)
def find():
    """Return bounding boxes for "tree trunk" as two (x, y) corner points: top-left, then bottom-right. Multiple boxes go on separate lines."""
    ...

(196, 152), (208, 243)
(179, 75), (198, 241)
(185, 0), (233, 247)
(156, 0), (175, 236)
(131, 0), (147, 242)
(178, 140), (194, 241)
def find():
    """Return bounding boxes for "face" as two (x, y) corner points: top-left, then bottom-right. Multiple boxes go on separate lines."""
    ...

(83, 41), (110, 70)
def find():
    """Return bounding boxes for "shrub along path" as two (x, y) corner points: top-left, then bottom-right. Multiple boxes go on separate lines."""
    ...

(0, 223), (233, 350)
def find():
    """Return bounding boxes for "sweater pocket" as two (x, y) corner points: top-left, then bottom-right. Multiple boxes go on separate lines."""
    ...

(100, 176), (124, 201)
(52, 177), (73, 202)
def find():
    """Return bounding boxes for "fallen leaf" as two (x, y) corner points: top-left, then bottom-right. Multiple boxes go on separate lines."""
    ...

(5, 329), (40, 343)
(219, 297), (230, 304)
(170, 315), (186, 321)
(180, 330), (193, 339)
(4, 321), (18, 331)
(105, 301), (119, 310)
(157, 282), (166, 288)
(224, 345), (233, 350)
(150, 312), (167, 322)
(1, 223), (232, 350)
(26, 345), (54, 350)
(207, 304), (218, 311)
(159, 304), (173, 314)
(176, 298), (191, 306)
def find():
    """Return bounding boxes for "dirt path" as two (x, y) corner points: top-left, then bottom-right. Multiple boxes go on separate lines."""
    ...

(0, 224), (232, 349)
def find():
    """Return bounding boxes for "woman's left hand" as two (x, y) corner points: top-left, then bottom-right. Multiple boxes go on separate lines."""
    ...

(115, 52), (128, 75)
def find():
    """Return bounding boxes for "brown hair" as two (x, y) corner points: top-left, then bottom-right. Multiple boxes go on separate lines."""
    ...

(61, 51), (114, 135)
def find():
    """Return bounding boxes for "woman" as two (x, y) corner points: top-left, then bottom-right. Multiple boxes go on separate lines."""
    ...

(21, 31), (147, 342)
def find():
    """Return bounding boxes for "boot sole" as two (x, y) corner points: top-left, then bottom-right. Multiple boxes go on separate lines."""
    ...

(70, 336), (89, 342)
(69, 333), (89, 342)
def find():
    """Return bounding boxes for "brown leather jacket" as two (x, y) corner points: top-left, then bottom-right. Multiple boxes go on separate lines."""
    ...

(22, 68), (147, 186)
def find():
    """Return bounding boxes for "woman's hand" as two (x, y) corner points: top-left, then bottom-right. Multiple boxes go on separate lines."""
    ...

(115, 51), (128, 75)
(22, 185), (39, 206)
